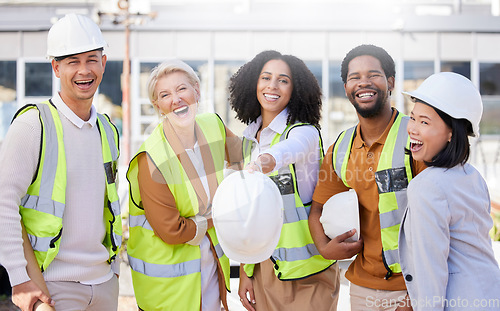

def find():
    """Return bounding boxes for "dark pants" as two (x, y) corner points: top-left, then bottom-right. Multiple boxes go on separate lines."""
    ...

(0, 265), (11, 296)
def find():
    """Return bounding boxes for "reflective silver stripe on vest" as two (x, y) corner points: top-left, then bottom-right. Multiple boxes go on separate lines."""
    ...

(282, 204), (310, 224)
(97, 114), (119, 161)
(378, 116), (410, 231)
(28, 234), (57, 253)
(21, 195), (64, 219)
(213, 242), (224, 259)
(383, 248), (400, 267)
(333, 126), (356, 180)
(21, 104), (62, 214)
(392, 117), (409, 168)
(272, 243), (320, 262)
(129, 214), (153, 231)
(128, 254), (201, 278)
(109, 200), (121, 219)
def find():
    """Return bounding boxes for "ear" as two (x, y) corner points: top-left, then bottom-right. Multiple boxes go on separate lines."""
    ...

(448, 131), (452, 143)
(387, 76), (395, 92)
(101, 54), (107, 72)
(51, 59), (60, 78)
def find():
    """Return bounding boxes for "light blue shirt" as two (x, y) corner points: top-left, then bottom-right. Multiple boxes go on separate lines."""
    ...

(399, 163), (500, 310)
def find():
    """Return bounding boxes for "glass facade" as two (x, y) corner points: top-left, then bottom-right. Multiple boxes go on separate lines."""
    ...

(480, 63), (500, 135)
(25, 62), (52, 97)
(403, 61), (434, 114)
(0, 61), (17, 139)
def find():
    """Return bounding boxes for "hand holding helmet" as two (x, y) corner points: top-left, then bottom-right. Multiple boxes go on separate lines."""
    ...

(212, 170), (283, 264)
(320, 189), (360, 242)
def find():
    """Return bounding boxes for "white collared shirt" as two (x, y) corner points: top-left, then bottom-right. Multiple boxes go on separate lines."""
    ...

(51, 93), (97, 129)
(242, 108), (321, 203)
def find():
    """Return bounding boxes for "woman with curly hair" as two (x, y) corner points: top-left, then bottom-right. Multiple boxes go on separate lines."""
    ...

(229, 50), (339, 311)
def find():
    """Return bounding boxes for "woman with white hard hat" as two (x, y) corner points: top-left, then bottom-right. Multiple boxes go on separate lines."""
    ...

(228, 50), (338, 311)
(126, 59), (242, 310)
(399, 72), (500, 310)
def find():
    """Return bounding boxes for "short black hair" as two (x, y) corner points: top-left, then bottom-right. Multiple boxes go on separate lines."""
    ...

(340, 44), (395, 83)
(421, 101), (473, 168)
(54, 48), (104, 61)
(229, 50), (322, 127)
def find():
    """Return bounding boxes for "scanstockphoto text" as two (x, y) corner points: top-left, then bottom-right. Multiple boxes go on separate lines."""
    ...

(365, 295), (500, 309)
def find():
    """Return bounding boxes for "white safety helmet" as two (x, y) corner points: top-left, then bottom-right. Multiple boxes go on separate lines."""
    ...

(403, 72), (483, 137)
(212, 171), (283, 264)
(320, 189), (360, 242)
(47, 13), (108, 59)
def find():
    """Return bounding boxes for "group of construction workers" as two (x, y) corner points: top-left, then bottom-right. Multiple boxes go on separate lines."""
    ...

(0, 12), (499, 311)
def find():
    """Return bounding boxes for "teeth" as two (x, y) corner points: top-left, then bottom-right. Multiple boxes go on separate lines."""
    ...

(358, 92), (374, 98)
(75, 80), (92, 84)
(264, 94), (279, 99)
(174, 106), (188, 114)
(410, 138), (423, 145)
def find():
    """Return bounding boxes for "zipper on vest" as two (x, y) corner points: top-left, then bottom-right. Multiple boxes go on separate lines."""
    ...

(381, 249), (393, 280)
(49, 228), (63, 249)
(107, 201), (118, 252)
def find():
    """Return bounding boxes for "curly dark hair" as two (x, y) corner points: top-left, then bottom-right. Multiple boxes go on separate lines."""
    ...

(340, 44), (396, 83)
(229, 50), (322, 127)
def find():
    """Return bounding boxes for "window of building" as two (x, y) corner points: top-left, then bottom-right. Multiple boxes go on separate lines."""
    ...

(0, 60), (17, 140)
(214, 60), (244, 133)
(25, 62), (52, 97)
(327, 61), (355, 143)
(441, 61), (470, 79)
(403, 61), (434, 114)
(480, 63), (500, 135)
(100, 61), (123, 134)
(480, 63), (500, 96)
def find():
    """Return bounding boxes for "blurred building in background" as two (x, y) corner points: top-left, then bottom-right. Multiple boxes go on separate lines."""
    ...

(0, 0), (500, 157)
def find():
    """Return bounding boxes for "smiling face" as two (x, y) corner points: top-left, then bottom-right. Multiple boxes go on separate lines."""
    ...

(344, 55), (394, 118)
(52, 49), (106, 111)
(408, 101), (453, 162)
(256, 59), (293, 121)
(154, 71), (200, 130)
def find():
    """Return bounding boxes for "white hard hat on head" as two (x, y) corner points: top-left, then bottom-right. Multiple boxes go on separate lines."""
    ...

(320, 189), (360, 242)
(47, 13), (107, 59)
(403, 72), (483, 137)
(212, 171), (283, 264)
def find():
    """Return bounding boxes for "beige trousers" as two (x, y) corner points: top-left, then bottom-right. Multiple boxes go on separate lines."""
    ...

(350, 283), (407, 311)
(45, 274), (119, 311)
(252, 259), (340, 311)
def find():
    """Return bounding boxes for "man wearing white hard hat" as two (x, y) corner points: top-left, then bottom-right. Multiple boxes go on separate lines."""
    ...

(0, 13), (121, 310)
(309, 44), (426, 311)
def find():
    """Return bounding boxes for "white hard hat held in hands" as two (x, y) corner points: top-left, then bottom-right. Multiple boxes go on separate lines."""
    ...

(320, 189), (360, 242)
(47, 13), (108, 59)
(403, 72), (483, 137)
(212, 171), (283, 264)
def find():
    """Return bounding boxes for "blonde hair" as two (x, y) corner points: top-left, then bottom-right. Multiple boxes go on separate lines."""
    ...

(147, 59), (201, 105)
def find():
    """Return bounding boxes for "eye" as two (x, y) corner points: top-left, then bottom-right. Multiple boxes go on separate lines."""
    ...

(261, 76), (270, 81)
(279, 79), (288, 84)
(409, 116), (415, 121)
(421, 120), (429, 125)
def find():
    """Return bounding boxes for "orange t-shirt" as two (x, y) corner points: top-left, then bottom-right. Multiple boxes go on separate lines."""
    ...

(313, 110), (426, 291)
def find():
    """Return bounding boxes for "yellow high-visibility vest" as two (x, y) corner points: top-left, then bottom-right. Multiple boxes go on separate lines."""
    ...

(127, 113), (230, 311)
(243, 123), (335, 280)
(15, 101), (121, 271)
(333, 111), (413, 278)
